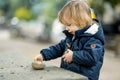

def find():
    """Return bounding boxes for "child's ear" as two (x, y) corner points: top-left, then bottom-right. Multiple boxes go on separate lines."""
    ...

(79, 24), (84, 28)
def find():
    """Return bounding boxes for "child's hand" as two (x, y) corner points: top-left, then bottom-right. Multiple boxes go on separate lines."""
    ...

(62, 49), (73, 63)
(34, 54), (43, 62)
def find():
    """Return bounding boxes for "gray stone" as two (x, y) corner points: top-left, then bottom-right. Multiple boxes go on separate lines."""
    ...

(0, 52), (88, 80)
(32, 61), (45, 70)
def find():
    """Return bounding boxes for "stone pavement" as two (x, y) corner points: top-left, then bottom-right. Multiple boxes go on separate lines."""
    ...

(0, 52), (87, 80)
(0, 38), (120, 80)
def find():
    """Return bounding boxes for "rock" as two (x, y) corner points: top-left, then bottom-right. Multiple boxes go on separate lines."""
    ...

(32, 62), (45, 70)
(10, 72), (15, 74)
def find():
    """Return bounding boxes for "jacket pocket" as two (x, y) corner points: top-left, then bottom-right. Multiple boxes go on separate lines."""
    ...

(67, 63), (80, 73)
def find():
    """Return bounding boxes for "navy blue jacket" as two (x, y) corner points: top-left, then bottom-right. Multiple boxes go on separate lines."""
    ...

(40, 23), (105, 80)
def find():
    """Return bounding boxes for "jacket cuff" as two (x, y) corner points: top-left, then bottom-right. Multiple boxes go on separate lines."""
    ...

(40, 50), (46, 60)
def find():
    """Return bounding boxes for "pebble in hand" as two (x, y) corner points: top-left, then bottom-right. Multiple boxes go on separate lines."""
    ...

(32, 61), (45, 70)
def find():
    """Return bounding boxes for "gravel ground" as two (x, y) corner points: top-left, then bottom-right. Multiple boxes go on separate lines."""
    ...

(0, 38), (120, 80)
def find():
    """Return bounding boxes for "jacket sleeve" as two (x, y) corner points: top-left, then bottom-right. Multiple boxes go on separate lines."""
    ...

(72, 38), (104, 66)
(40, 39), (66, 61)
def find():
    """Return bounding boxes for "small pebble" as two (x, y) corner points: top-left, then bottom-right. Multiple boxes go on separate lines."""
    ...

(20, 65), (23, 67)
(0, 75), (4, 77)
(32, 61), (45, 70)
(10, 72), (15, 74)
(0, 67), (4, 69)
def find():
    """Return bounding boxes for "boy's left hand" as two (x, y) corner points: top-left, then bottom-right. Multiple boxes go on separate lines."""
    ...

(62, 49), (73, 63)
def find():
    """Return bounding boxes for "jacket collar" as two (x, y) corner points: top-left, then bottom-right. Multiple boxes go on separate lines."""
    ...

(63, 23), (99, 38)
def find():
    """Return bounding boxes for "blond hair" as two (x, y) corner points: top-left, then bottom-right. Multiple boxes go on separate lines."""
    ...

(58, 0), (92, 28)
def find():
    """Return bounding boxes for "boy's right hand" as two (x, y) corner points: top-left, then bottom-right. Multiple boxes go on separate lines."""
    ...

(34, 54), (43, 62)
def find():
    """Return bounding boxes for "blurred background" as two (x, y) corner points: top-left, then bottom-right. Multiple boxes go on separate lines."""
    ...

(0, 0), (120, 43)
(0, 0), (120, 80)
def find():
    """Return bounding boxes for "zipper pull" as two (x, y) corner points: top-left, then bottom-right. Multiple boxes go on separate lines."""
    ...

(66, 43), (70, 49)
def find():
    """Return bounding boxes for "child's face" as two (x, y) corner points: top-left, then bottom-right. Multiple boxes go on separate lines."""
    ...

(65, 24), (79, 35)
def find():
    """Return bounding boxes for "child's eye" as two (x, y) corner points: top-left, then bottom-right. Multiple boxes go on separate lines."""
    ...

(66, 24), (71, 26)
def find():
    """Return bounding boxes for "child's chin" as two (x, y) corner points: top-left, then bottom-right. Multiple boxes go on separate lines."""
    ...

(69, 32), (73, 34)
(70, 32), (74, 35)
(68, 31), (74, 35)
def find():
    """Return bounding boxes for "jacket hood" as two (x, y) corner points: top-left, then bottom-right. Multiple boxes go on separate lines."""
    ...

(83, 23), (105, 45)
(63, 23), (105, 45)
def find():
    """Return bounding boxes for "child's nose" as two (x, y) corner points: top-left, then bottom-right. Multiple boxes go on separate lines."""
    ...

(66, 27), (69, 31)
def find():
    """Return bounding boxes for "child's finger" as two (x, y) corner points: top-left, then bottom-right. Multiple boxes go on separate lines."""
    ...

(63, 57), (67, 62)
(62, 55), (67, 62)
(62, 54), (65, 58)
(34, 58), (37, 62)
